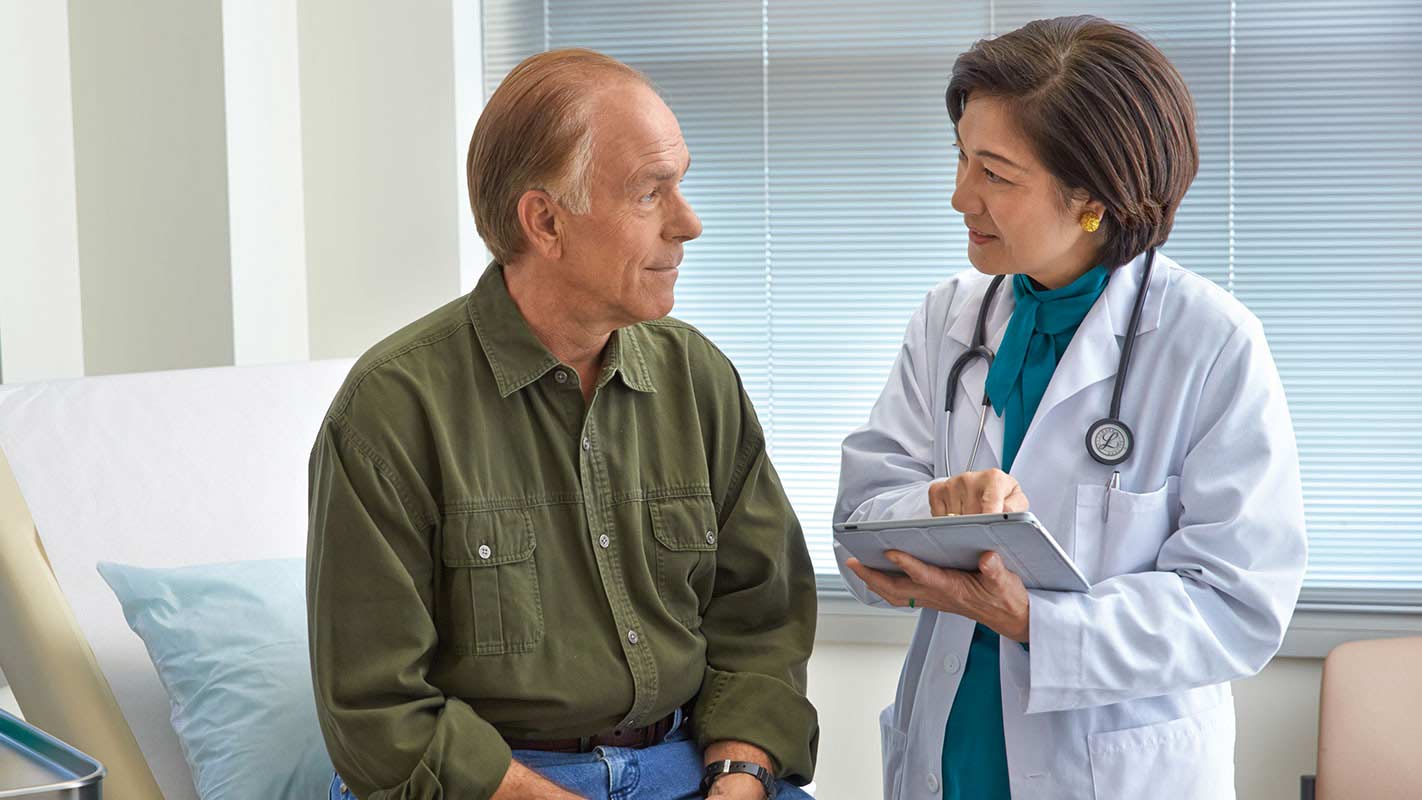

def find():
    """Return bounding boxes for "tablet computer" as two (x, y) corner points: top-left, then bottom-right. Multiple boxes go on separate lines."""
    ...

(834, 512), (1090, 593)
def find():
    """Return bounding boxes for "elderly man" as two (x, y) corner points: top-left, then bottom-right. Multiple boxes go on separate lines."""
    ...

(307, 49), (818, 800)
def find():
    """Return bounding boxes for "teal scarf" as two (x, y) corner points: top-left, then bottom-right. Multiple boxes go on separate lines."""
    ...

(985, 266), (1109, 472)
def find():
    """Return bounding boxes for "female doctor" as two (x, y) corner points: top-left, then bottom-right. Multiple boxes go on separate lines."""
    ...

(834, 16), (1307, 800)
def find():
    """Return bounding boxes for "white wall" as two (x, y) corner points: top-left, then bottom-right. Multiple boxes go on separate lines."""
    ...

(297, 0), (465, 359)
(451, 0), (490, 294)
(0, 0), (85, 383)
(806, 638), (1322, 800)
(1233, 659), (1322, 800)
(1, 1), (476, 383)
(67, 0), (237, 376)
(223, 0), (311, 365)
(807, 642), (905, 800)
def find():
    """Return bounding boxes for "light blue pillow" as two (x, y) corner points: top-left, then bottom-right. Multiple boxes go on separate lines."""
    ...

(98, 557), (332, 800)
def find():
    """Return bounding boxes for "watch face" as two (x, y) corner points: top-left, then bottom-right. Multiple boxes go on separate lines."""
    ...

(1087, 418), (1132, 465)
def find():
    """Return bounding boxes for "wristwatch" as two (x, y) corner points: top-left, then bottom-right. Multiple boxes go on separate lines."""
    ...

(701, 759), (777, 799)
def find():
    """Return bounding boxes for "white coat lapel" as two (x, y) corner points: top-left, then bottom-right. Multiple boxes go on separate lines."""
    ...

(1018, 251), (1170, 454)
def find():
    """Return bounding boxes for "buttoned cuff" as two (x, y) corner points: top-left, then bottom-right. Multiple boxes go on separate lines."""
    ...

(1018, 588), (1088, 714)
(691, 667), (819, 785)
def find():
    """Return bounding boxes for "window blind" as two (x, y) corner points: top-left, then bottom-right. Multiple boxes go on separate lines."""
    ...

(482, 0), (1422, 607)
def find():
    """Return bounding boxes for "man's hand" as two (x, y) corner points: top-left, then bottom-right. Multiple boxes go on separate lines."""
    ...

(705, 772), (768, 800)
(704, 741), (774, 800)
(491, 759), (585, 799)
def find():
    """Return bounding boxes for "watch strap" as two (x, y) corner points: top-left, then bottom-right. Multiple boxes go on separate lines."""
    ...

(701, 759), (777, 799)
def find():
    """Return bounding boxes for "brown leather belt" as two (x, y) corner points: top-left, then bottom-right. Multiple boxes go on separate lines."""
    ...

(504, 707), (685, 753)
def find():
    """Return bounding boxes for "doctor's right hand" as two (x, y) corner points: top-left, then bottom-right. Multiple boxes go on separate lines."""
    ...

(928, 468), (1029, 516)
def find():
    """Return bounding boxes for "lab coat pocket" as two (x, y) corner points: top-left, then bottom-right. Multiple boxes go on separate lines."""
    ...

(1088, 701), (1236, 800)
(441, 509), (543, 656)
(879, 704), (909, 800)
(1073, 476), (1180, 583)
(649, 493), (718, 627)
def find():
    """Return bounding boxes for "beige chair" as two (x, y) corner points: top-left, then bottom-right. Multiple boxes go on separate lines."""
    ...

(1308, 636), (1422, 799)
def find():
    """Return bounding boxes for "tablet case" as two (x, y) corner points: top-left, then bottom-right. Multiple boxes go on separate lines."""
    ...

(834, 512), (1090, 592)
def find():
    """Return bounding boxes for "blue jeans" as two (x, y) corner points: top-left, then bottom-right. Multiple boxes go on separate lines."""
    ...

(329, 710), (812, 799)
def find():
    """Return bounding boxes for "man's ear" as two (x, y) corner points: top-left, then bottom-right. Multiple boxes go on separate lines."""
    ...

(516, 189), (563, 259)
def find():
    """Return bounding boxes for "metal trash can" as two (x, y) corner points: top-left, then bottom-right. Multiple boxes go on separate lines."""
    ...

(0, 709), (104, 799)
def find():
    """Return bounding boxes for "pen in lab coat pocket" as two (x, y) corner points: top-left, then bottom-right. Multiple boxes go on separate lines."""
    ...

(1104, 470), (1121, 523)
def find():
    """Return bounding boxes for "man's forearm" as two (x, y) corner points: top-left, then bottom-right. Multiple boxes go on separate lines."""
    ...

(491, 759), (583, 800)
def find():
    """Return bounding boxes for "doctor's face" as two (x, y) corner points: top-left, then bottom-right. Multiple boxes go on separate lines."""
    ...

(950, 95), (1104, 289)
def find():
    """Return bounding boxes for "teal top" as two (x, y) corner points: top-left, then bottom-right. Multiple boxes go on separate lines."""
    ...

(940, 265), (1109, 800)
(985, 266), (1111, 471)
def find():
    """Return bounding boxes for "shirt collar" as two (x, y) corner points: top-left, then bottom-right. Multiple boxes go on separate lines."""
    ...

(466, 262), (658, 398)
(606, 323), (658, 394)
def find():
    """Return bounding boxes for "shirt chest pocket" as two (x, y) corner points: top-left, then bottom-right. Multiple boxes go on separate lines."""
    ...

(440, 508), (543, 656)
(1073, 476), (1181, 585)
(648, 494), (718, 628)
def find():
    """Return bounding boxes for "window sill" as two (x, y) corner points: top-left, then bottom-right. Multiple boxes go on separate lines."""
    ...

(815, 582), (1422, 660)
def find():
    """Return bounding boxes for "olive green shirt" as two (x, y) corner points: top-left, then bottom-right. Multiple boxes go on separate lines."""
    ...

(307, 264), (819, 800)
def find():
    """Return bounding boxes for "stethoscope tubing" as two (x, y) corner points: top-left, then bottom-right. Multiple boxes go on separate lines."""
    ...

(941, 248), (1156, 477)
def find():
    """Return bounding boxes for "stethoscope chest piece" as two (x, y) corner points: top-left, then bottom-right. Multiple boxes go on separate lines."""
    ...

(1086, 417), (1133, 466)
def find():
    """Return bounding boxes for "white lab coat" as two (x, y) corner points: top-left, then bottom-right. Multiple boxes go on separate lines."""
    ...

(834, 252), (1307, 800)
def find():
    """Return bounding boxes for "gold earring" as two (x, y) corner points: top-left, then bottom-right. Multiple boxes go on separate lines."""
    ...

(1080, 211), (1102, 233)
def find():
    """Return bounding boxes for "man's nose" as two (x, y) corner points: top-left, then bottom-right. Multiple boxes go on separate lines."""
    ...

(669, 190), (702, 243)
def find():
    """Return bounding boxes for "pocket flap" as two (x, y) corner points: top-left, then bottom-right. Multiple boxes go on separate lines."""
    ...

(441, 509), (535, 567)
(1087, 702), (1235, 799)
(649, 494), (718, 552)
(1076, 474), (1181, 515)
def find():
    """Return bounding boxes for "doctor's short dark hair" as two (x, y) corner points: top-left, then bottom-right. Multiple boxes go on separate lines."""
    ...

(947, 16), (1199, 269)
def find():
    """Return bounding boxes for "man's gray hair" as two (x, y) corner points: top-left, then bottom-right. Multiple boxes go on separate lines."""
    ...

(466, 48), (655, 264)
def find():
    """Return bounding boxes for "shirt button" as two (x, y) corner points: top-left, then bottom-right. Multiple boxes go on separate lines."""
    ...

(705, 530), (716, 545)
(582, 436), (591, 451)
(599, 534), (610, 549)
(927, 772), (941, 793)
(944, 655), (961, 675)
(478, 544), (492, 560)
(555, 370), (569, 383)
(627, 629), (639, 645)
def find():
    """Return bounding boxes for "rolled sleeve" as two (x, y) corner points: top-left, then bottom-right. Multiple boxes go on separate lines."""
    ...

(693, 425), (819, 784)
(307, 420), (512, 800)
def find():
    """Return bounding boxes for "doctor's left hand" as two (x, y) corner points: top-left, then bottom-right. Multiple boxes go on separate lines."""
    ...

(846, 550), (1031, 643)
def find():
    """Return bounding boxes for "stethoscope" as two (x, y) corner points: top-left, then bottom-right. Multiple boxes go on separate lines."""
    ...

(943, 247), (1156, 522)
